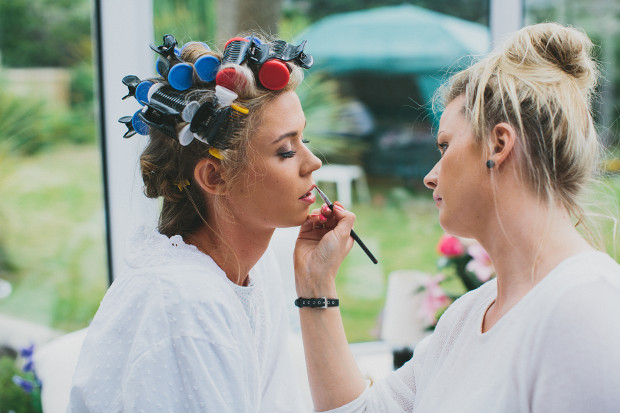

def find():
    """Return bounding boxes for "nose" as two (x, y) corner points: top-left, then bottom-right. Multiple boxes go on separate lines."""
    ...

(423, 162), (438, 190)
(302, 145), (322, 176)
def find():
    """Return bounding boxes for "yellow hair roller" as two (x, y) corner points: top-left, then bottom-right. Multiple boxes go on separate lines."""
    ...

(209, 147), (222, 159)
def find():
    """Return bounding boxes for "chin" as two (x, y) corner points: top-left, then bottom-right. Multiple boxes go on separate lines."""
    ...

(439, 216), (469, 239)
(275, 213), (310, 229)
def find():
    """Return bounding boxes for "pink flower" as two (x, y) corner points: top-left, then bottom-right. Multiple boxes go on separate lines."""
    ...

(420, 275), (452, 325)
(466, 244), (494, 282)
(436, 234), (465, 258)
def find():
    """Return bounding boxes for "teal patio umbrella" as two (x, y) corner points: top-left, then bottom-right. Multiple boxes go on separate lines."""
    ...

(297, 4), (490, 109)
(298, 4), (490, 75)
(296, 5), (491, 179)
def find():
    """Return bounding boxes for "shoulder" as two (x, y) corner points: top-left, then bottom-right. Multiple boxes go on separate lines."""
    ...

(526, 253), (620, 408)
(91, 257), (244, 349)
(542, 252), (620, 329)
(530, 252), (620, 362)
(543, 251), (620, 319)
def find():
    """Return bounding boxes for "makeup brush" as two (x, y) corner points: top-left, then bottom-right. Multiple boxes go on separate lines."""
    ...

(314, 185), (378, 264)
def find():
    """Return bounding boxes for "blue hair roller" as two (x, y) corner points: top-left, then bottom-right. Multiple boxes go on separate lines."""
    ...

(135, 81), (153, 105)
(132, 109), (150, 135)
(194, 55), (220, 82)
(156, 56), (170, 77)
(168, 63), (194, 90)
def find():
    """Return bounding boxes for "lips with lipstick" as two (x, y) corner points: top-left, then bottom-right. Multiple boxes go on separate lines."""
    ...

(433, 194), (442, 207)
(299, 185), (316, 204)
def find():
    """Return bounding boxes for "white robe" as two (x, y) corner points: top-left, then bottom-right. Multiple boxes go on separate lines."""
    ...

(68, 228), (305, 412)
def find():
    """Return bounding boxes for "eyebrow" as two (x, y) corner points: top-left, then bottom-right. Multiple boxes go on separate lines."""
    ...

(272, 131), (298, 144)
(271, 120), (307, 144)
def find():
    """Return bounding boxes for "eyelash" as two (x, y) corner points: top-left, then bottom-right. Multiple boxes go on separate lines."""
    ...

(437, 143), (448, 156)
(278, 139), (311, 158)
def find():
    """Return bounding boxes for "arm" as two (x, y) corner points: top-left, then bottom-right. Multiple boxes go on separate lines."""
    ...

(294, 203), (367, 411)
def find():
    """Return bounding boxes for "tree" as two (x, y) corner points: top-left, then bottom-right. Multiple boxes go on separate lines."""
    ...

(0, 0), (91, 67)
(215, 0), (284, 41)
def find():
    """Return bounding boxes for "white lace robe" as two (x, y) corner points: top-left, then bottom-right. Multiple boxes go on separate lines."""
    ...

(67, 228), (306, 412)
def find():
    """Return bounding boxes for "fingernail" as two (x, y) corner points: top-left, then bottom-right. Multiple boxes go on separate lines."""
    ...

(309, 214), (320, 217)
(321, 204), (330, 213)
(319, 214), (327, 222)
(334, 205), (345, 213)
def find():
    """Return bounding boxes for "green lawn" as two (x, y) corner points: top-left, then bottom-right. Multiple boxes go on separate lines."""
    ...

(0, 145), (618, 343)
(0, 145), (108, 331)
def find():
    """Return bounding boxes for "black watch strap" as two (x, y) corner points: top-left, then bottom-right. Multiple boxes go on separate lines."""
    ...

(295, 297), (339, 308)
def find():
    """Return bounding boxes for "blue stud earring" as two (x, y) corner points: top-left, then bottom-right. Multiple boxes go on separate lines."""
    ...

(486, 160), (495, 169)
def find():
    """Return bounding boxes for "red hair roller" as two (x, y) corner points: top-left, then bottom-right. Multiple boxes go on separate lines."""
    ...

(258, 59), (290, 90)
(215, 67), (247, 93)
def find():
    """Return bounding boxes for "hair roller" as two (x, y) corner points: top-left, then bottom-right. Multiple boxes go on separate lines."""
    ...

(195, 55), (221, 82)
(258, 60), (291, 90)
(132, 109), (150, 136)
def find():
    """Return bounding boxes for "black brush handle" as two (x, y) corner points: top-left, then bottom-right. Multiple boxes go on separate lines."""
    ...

(324, 202), (378, 265)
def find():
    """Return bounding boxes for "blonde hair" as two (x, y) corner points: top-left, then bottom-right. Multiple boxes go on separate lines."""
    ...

(441, 23), (601, 237)
(140, 36), (305, 237)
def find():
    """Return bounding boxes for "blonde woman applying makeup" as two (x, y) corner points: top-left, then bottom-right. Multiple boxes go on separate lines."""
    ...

(295, 23), (620, 413)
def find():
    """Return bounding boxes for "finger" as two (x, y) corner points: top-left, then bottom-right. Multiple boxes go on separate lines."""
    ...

(332, 208), (356, 240)
(320, 203), (333, 216)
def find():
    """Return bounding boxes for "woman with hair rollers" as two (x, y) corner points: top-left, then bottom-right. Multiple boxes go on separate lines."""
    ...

(68, 33), (320, 412)
(296, 23), (620, 412)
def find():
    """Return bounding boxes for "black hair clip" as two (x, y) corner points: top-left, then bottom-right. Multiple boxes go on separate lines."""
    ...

(137, 104), (177, 139)
(150, 34), (182, 78)
(251, 40), (313, 69)
(189, 101), (235, 149)
(121, 75), (141, 100)
(147, 84), (187, 116)
(150, 34), (178, 60)
(221, 37), (253, 66)
(118, 115), (136, 138)
(122, 75), (153, 104)
(150, 34), (198, 91)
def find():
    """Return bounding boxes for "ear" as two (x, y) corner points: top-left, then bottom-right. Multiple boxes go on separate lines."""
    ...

(193, 158), (228, 195)
(488, 122), (517, 168)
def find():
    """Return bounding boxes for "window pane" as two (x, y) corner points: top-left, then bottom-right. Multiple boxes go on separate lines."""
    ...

(0, 1), (107, 342)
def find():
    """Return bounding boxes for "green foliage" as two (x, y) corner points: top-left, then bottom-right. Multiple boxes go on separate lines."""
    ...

(0, 146), (107, 329)
(0, 87), (96, 155)
(153, 0), (216, 43)
(51, 235), (107, 331)
(0, 0), (91, 67)
(0, 356), (42, 413)
(0, 89), (47, 155)
(70, 62), (95, 110)
(297, 73), (369, 165)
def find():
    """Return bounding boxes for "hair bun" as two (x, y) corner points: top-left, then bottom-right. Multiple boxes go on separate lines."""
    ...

(506, 23), (598, 95)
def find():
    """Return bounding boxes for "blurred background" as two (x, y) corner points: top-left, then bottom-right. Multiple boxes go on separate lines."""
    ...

(0, 0), (619, 411)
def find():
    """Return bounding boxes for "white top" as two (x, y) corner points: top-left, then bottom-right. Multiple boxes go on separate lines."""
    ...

(327, 251), (620, 413)
(67, 228), (305, 413)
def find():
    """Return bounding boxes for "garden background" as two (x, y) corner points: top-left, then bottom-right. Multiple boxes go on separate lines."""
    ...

(0, 2), (619, 409)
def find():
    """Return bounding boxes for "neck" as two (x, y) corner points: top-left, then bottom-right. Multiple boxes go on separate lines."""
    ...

(187, 211), (275, 287)
(477, 191), (593, 319)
